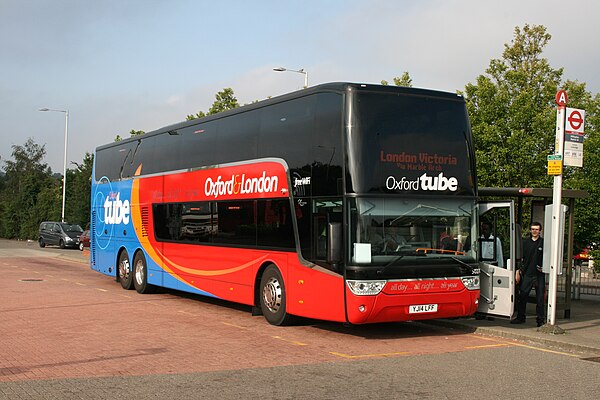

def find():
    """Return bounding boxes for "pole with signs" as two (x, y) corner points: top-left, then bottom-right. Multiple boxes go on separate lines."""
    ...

(544, 91), (585, 332)
(546, 91), (567, 330)
(564, 107), (586, 167)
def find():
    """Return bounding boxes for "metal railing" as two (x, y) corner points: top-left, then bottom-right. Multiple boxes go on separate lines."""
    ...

(558, 260), (600, 298)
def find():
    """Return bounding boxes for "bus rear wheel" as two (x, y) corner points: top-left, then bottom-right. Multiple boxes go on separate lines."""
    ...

(133, 252), (154, 294)
(259, 265), (294, 326)
(118, 250), (134, 290)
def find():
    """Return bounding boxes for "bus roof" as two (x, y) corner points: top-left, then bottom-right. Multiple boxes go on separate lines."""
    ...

(96, 82), (464, 152)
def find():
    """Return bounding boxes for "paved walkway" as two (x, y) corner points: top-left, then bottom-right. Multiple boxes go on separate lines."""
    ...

(3, 239), (600, 355)
(433, 297), (600, 355)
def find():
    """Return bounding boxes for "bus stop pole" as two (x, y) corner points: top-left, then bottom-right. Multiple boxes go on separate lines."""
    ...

(547, 103), (566, 329)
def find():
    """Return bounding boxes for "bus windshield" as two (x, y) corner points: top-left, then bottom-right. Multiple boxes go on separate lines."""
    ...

(349, 197), (475, 267)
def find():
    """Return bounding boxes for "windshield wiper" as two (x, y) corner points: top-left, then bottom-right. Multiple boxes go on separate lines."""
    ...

(380, 249), (425, 270)
(450, 256), (476, 272)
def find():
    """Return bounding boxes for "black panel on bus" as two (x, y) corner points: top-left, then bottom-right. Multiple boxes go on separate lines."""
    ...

(94, 92), (344, 197)
(345, 90), (475, 196)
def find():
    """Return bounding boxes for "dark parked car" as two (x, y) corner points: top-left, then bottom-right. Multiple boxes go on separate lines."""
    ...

(38, 222), (83, 249)
(78, 230), (90, 251)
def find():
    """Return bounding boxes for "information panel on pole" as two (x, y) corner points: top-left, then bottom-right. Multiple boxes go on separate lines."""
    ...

(564, 107), (585, 167)
(547, 154), (562, 176)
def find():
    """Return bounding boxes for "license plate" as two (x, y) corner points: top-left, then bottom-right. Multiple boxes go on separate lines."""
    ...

(409, 304), (438, 314)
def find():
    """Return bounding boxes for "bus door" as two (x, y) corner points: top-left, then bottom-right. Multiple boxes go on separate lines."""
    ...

(476, 201), (517, 318)
(311, 199), (343, 271)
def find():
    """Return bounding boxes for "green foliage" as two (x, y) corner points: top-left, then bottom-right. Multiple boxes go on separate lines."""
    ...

(0, 139), (57, 239)
(563, 82), (600, 247)
(186, 111), (206, 121)
(381, 72), (413, 87)
(464, 24), (562, 189)
(0, 140), (93, 239)
(114, 129), (145, 142)
(65, 153), (93, 228)
(464, 24), (600, 248)
(186, 88), (239, 120)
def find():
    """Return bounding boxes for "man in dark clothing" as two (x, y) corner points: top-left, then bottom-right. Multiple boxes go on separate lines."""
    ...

(511, 222), (545, 327)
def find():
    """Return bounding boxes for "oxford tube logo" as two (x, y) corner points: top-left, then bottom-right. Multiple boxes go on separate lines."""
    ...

(103, 192), (130, 225)
(386, 172), (459, 192)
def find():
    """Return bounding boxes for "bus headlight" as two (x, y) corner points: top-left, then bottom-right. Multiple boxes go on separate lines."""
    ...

(346, 280), (386, 296)
(461, 276), (480, 290)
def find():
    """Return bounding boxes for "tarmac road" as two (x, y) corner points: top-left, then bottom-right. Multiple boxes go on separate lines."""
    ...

(1, 239), (599, 399)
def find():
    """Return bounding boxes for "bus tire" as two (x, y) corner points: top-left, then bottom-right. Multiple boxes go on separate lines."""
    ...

(133, 252), (154, 294)
(118, 250), (134, 290)
(259, 265), (294, 326)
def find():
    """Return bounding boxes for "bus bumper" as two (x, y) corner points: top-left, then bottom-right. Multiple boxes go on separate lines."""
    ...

(345, 284), (480, 324)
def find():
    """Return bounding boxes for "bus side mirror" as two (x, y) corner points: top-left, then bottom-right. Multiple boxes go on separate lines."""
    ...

(327, 222), (343, 268)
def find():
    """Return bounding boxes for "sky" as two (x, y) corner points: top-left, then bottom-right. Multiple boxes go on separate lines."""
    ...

(1, 0), (599, 174)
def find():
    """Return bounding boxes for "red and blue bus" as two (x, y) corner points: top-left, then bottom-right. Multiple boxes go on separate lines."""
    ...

(90, 82), (518, 325)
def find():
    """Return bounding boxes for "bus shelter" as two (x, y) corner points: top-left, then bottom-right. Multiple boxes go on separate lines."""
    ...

(478, 187), (589, 319)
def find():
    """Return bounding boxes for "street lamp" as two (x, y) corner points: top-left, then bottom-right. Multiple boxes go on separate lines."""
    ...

(273, 67), (308, 88)
(39, 107), (69, 223)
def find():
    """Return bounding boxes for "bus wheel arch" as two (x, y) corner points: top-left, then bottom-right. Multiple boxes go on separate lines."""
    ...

(117, 247), (134, 290)
(258, 263), (294, 326)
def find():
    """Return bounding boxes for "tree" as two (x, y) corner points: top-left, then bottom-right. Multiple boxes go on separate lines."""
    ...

(381, 72), (413, 87)
(65, 153), (94, 228)
(186, 88), (240, 120)
(0, 138), (57, 239)
(464, 24), (600, 247)
(561, 81), (600, 247)
(114, 129), (145, 142)
(186, 111), (206, 121)
(463, 24), (562, 189)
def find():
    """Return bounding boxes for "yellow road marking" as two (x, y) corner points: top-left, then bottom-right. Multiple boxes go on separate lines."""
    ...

(330, 351), (410, 359)
(510, 342), (579, 357)
(272, 336), (308, 346)
(177, 310), (200, 316)
(222, 322), (249, 330)
(465, 343), (511, 349)
(75, 282), (86, 286)
(96, 288), (108, 292)
(470, 333), (579, 357)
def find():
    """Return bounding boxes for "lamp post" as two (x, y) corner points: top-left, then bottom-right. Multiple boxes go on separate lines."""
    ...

(39, 107), (69, 223)
(273, 67), (308, 88)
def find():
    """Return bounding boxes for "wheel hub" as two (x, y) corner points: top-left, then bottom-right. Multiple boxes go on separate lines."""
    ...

(119, 259), (130, 280)
(263, 277), (282, 313)
(135, 260), (144, 285)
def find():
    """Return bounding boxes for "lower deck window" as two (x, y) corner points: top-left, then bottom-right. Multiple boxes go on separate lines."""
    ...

(153, 199), (294, 250)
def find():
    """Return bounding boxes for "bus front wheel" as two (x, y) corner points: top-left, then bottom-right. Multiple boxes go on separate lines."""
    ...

(259, 265), (294, 326)
(133, 252), (154, 294)
(118, 250), (134, 290)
